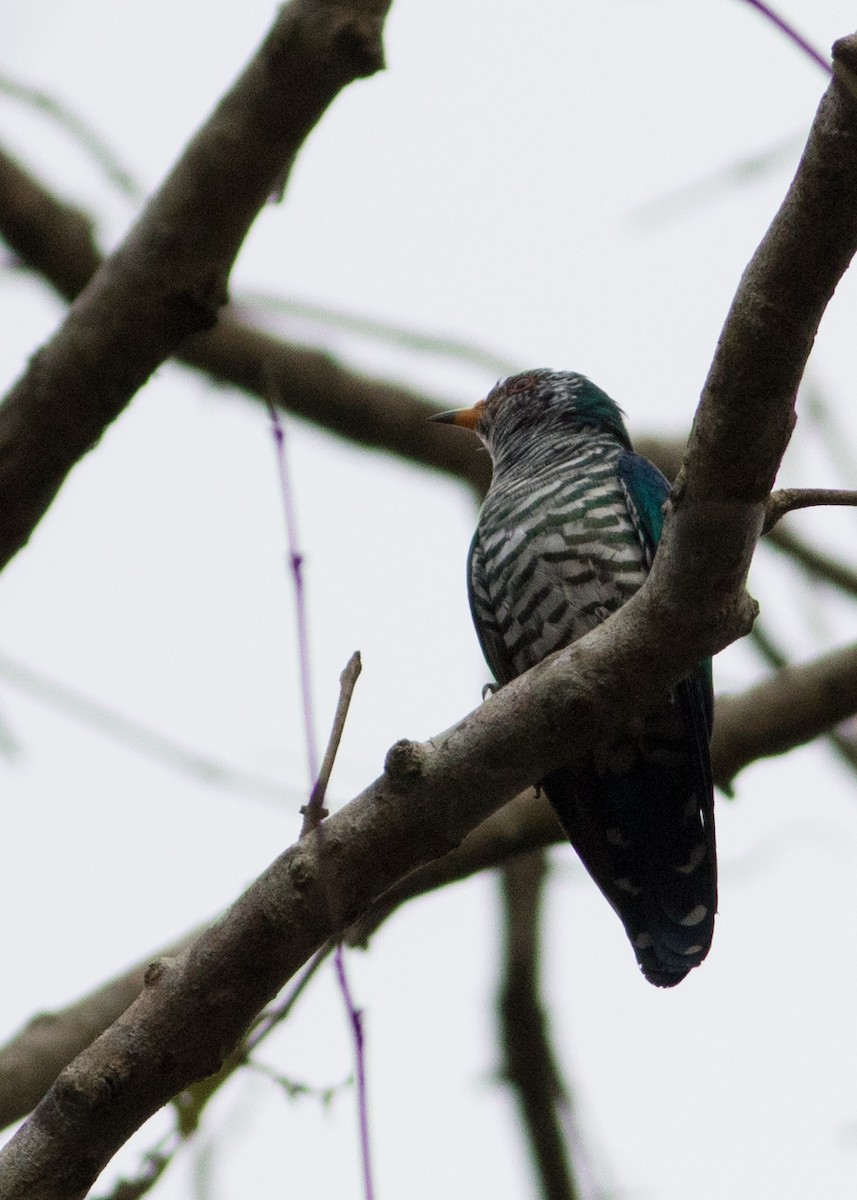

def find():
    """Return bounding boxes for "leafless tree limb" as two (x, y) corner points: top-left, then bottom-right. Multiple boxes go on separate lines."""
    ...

(300, 652), (362, 836)
(4, 608), (857, 1162)
(712, 642), (857, 786)
(349, 633), (857, 939)
(0, 141), (491, 497)
(498, 852), (581, 1200)
(0, 933), (199, 1131)
(750, 621), (857, 774)
(0, 0), (393, 574)
(763, 487), (857, 531)
(765, 523), (857, 597)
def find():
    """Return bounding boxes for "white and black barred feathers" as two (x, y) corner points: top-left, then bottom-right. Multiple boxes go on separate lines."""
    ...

(462, 370), (717, 987)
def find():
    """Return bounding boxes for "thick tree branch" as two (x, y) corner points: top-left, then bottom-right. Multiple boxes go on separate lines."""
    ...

(0, 936), (198, 1132)
(653, 34), (857, 629)
(0, 0), (392, 573)
(0, 142), (491, 497)
(498, 853), (581, 1200)
(348, 637), (857, 939)
(3, 634), (857, 1142)
(0, 586), (747, 1198)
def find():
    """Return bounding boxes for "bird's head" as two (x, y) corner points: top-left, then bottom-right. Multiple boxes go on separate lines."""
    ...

(431, 370), (630, 460)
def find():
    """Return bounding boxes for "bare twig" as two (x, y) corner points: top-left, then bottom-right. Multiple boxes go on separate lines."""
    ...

(763, 487), (857, 532)
(0, 71), (144, 202)
(498, 852), (581, 1200)
(765, 524), (857, 597)
(334, 951), (374, 1200)
(0, 649), (295, 806)
(270, 358), (373, 1193)
(301, 653), (363, 836)
(0, 142), (490, 496)
(739, 1), (832, 74)
(238, 291), (518, 376)
(267, 402), (320, 787)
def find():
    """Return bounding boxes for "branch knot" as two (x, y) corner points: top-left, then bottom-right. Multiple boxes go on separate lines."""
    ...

(384, 738), (426, 784)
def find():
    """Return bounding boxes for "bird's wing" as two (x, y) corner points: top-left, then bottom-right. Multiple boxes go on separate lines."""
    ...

(567, 449), (715, 984)
(467, 530), (514, 686)
(617, 451), (713, 730)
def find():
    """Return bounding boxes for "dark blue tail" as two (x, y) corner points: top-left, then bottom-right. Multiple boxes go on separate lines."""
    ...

(544, 675), (716, 987)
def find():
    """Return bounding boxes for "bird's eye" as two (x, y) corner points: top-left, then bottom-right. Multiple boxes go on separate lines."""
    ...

(507, 374), (535, 394)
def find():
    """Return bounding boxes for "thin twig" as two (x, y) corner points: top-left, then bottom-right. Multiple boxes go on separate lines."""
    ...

(0, 648), (296, 806)
(267, 401), (320, 787)
(268, 401), (375, 1198)
(301, 652), (363, 836)
(763, 487), (857, 532)
(627, 132), (804, 229)
(739, 1), (832, 74)
(334, 948), (374, 1200)
(238, 291), (518, 376)
(0, 70), (144, 202)
(245, 943), (333, 1053)
(765, 524), (857, 598)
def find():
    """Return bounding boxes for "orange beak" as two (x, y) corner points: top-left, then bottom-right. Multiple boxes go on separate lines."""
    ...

(429, 402), (483, 430)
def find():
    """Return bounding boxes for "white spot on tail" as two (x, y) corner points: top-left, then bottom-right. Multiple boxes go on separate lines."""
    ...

(680, 905), (708, 927)
(676, 844), (706, 875)
(634, 932), (653, 949)
(614, 877), (642, 896)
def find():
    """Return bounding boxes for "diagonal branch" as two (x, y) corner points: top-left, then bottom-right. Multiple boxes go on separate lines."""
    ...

(712, 642), (857, 787)
(3, 632), (857, 1142)
(347, 632), (857, 941)
(0, 0), (392, 575)
(0, 142), (491, 497)
(765, 523), (857, 598)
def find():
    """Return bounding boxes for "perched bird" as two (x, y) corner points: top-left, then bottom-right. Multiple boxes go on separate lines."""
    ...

(433, 369), (716, 986)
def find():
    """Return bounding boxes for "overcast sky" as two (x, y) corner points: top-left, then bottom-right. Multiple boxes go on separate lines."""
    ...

(3, 3), (857, 1198)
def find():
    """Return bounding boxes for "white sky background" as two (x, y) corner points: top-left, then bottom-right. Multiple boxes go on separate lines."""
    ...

(2, 2), (857, 1197)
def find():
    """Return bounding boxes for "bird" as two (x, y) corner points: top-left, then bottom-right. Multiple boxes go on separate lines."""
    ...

(432, 369), (716, 986)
